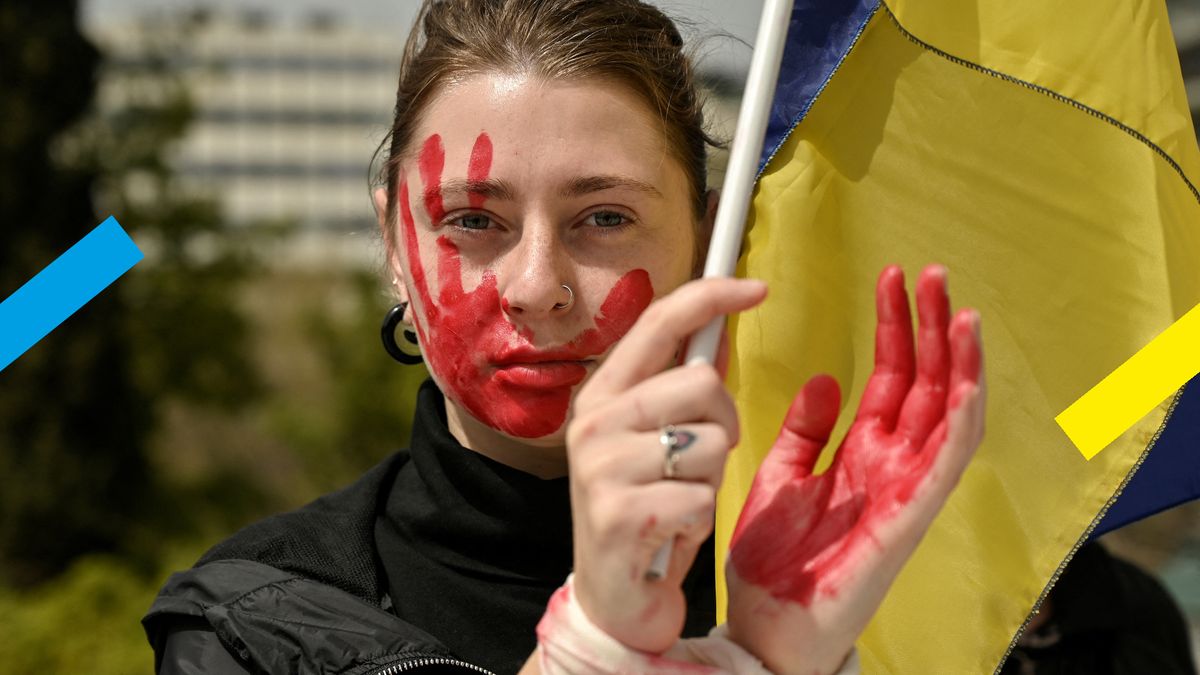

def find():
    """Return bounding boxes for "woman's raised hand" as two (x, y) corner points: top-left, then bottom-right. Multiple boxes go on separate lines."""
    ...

(566, 277), (767, 654)
(725, 265), (986, 675)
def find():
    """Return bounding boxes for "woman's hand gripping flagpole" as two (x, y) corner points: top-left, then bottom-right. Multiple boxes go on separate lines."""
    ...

(645, 0), (796, 584)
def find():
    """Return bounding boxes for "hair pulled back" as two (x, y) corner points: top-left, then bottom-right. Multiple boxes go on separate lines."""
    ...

(378, 0), (715, 250)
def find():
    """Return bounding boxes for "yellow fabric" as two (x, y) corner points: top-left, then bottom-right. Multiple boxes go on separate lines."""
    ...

(714, 3), (1200, 673)
(888, 0), (1200, 182)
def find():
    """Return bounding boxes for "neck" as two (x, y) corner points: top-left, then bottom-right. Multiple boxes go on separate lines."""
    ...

(445, 401), (569, 479)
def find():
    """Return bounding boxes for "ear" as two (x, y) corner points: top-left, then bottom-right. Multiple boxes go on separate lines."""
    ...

(693, 189), (720, 277)
(375, 186), (412, 309)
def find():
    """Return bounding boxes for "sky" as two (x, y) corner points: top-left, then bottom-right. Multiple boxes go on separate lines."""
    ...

(81, 0), (768, 79)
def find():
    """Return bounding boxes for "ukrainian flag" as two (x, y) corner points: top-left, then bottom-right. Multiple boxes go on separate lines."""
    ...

(715, 0), (1200, 672)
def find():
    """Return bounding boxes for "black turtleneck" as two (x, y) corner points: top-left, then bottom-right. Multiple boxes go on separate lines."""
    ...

(375, 380), (715, 675)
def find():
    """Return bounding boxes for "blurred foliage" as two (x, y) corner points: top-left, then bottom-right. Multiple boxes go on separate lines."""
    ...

(0, 5), (426, 669)
(0, 545), (204, 673)
(270, 270), (429, 494)
(0, 2), (268, 585)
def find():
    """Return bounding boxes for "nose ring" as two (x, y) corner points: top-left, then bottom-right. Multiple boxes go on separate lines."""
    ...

(553, 284), (575, 311)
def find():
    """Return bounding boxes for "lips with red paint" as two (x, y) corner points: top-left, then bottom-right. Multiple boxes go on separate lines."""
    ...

(492, 361), (591, 389)
(491, 344), (600, 383)
(490, 345), (595, 389)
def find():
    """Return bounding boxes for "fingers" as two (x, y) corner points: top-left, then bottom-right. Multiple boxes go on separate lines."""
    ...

(772, 374), (842, 479)
(569, 360), (737, 495)
(622, 363), (740, 436)
(575, 422), (733, 489)
(922, 309), (985, 461)
(584, 479), (715, 570)
(854, 266), (915, 431)
(715, 327), (732, 380)
(584, 277), (766, 399)
(895, 266), (952, 445)
(570, 363), (739, 476)
(948, 308), (983, 395)
(656, 423), (732, 487)
(627, 481), (717, 553)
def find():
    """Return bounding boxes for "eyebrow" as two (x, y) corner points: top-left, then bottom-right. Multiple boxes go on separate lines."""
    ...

(432, 178), (516, 203)
(429, 174), (664, 204)
(561, 175), (663, 199)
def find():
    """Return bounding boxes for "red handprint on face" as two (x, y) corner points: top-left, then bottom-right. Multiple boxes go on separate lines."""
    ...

(726, 265), (985, 674)
(398, 133), (654, 438)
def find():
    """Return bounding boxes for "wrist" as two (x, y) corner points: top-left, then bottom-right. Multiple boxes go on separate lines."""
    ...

(541, 575), (767, 674)
(725, 575), (858, 675)
(537, 575), (708, 674)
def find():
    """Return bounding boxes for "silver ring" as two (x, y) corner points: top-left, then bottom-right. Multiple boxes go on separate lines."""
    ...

(552, 284), (574, 310)
(661, 424), (683, 479)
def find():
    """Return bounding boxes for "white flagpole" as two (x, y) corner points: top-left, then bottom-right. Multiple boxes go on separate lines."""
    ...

(647, 0), (795, 581)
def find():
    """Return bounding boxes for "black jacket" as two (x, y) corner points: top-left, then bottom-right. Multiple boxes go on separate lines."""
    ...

(143, 450), (491, 674)
(144, 381), (715, 674)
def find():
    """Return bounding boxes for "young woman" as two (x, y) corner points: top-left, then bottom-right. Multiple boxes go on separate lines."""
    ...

(144, 2), (985, 673)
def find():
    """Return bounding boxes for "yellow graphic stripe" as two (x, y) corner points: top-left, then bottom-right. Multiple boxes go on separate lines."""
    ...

(1057, 303), (1200, 460)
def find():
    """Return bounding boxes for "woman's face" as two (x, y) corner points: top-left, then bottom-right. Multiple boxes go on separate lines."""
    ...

(386, 73), (703, 444)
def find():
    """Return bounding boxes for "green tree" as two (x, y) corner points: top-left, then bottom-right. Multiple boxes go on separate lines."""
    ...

(0, 2), (263, 586)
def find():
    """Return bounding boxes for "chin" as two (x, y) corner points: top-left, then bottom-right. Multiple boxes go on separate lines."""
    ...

(503, 426), (568, 447)
(478, 393), (573, 441)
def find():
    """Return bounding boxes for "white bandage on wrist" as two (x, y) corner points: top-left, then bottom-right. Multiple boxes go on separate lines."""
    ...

(536, 575), (773, 674)
(663, 625), (772, 674)
(670, 630), (859, 675)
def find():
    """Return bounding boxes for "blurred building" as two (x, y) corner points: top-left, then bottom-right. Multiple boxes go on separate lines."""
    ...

(82, 1), (1200, 262)
(87, 7), (400, 265)
(81, 5), (743, 268)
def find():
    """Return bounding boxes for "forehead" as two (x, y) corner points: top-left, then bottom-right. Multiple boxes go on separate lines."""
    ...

(412, 73), (681, 188)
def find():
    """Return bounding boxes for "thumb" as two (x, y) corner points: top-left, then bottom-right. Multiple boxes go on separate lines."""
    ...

(770, 374), (841, 478)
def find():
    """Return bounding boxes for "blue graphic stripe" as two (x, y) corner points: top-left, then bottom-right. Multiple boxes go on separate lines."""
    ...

(0, 217), (142, 372)
(759, 0), (879, 173)
(1094, 376), (1200, 537)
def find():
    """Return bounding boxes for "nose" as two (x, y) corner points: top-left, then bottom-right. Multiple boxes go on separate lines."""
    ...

(499, 223), (574, 318)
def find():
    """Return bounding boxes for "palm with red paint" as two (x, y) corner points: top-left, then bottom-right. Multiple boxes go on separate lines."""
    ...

(726, 265), (986, 675)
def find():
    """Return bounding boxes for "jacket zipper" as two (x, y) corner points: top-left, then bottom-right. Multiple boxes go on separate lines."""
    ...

(372, 654), (496, 675)
(991, 385), (1188, 673)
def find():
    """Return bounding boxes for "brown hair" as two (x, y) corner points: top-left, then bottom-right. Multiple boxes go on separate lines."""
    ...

(376, 0), (716, 253)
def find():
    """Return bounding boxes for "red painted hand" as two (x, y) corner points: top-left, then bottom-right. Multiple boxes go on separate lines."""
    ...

(725, 265), (986, 675)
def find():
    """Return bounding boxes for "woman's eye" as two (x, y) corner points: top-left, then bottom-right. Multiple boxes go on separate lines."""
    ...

(455, 214), (492, 230)
(587, 211), (628, 228)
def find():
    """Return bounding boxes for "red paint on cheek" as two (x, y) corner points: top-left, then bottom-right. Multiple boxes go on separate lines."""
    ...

(401, 132), (654, 438)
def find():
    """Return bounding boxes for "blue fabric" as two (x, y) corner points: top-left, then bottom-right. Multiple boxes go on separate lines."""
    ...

(758, 0), (879, 173)
(1094, 376), (1200, 537)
